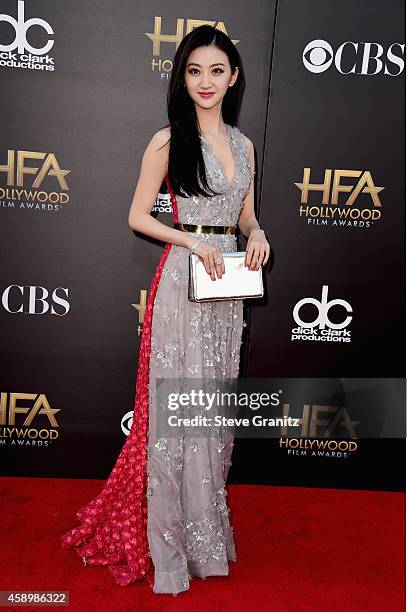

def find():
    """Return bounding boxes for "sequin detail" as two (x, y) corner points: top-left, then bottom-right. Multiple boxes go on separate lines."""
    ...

(177, 123), (252, 225)
(146, 126), (248, 592)
(61, 124), (249, 595)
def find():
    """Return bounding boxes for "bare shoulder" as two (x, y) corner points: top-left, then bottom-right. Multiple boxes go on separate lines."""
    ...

(141, 126), (170, 172)
(240, 132), (256, 177)
(152, 125), (171, 148)
(242, 133), (255, 166)
(242, 133), (254, 154)
(142, 126), (170, 155)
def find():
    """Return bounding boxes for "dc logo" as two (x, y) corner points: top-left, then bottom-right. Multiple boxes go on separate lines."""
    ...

(303, 39), (333, 73)
(121, 411), (134, 436)
(293, 285), (353, 330)
(0, 0), (54, 55)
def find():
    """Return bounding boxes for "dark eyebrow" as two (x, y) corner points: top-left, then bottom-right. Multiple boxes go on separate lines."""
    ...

(186, 62), (226, 67)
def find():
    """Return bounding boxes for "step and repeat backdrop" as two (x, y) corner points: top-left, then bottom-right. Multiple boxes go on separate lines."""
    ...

(0, 1), (405, 490)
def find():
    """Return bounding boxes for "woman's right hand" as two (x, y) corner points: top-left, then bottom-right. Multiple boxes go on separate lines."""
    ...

(192, 240), (225, 281)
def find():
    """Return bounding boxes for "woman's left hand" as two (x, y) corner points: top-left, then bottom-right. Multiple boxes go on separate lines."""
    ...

(245, 229), (270, 270)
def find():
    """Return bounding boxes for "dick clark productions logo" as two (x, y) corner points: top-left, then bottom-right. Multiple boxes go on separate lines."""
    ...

(0, 1), (55, 70)
(292, 285), (352, 343)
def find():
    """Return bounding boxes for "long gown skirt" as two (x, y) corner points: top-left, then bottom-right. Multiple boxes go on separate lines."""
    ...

(147, 238), (243, 593)
(60, 175), (244, 594)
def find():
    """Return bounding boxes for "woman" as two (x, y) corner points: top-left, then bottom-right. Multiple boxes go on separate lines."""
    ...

(60, 24), (270, 595)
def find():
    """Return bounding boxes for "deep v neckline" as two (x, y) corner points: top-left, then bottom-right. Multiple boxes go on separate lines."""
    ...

(200, 123), (237, 188)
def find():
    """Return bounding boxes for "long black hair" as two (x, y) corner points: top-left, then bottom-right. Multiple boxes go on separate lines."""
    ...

(161, 25), (245, 199)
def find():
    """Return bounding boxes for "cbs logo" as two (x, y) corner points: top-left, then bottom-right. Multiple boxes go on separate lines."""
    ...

(121, 411), (134, 436)
(303, 38), (404, 76)
(3, 285), (69, 315)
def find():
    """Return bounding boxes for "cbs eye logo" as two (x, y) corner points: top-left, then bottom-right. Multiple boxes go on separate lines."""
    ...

(303, 39), (333, 73)
(121, 411), (134, 436)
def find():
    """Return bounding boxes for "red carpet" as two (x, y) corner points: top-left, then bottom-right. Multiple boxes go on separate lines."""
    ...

(0, 477), (404, 611)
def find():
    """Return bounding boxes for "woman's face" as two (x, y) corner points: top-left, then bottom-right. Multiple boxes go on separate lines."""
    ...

(184, 44), (238, 110)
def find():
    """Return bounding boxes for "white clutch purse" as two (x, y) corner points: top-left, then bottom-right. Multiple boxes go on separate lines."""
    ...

(188, 251), (264, 302)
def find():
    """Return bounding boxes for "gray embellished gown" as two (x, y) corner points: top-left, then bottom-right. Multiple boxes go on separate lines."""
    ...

(147, 123), (252, 594)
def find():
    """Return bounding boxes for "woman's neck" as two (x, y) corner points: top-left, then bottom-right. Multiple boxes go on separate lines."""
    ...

(195, 106), (227, 138)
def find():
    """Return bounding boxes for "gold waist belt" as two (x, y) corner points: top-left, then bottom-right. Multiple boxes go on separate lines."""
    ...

(174, 222), (235, 235)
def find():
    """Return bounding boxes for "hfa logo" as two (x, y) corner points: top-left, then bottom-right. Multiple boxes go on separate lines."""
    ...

(132, 289), (148, 336)
(291, 285), (352, 342)
(145, 18), (239, 77)
(294, 168), (385, 228)
(0, 392), (61, 446)
(0, 149), (70, 211)
(0, 1), (55, 71)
